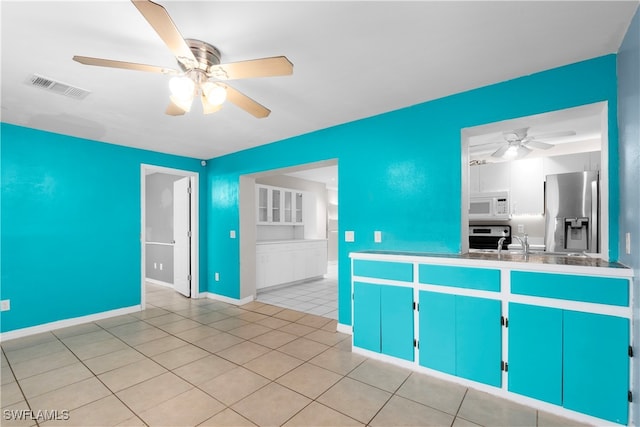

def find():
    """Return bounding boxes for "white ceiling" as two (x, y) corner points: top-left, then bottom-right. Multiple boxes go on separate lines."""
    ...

(467, 103), (604, 163)
(1, 1), (638, 160)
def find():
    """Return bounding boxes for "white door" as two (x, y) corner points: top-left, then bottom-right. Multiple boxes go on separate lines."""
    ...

(173, 177), (191, 297)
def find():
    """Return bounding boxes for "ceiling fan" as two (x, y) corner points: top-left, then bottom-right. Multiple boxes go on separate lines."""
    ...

(73, 0), (293, 118)
(472, 127), (576, 160)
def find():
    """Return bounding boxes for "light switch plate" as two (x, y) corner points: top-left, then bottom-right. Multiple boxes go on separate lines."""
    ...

(230, 230), (236, 239)
(374, 231), (382, 243)
(345, 231), (355, 242)
(1, 300), (10, 312)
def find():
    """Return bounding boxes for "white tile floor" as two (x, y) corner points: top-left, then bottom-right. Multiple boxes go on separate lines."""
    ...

(256, 261), (338, 319)
(1, 283), (590, 427)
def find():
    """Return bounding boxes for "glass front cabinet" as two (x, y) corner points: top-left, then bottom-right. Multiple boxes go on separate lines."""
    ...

(256, 185), (304, 225)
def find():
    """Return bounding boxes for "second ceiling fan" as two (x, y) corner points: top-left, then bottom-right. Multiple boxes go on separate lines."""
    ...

(73, 0), (293, 118)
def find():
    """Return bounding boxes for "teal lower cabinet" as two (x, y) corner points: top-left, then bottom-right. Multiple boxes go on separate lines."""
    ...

(508, 303), (563, 405)
(508, 303), (629, 424)
(563, 310), (629, 425)
(419, 291), (501, 387)
(353, 282), (414, 361)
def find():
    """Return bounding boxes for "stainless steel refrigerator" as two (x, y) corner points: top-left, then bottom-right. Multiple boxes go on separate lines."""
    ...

(544, 171), (599, 253)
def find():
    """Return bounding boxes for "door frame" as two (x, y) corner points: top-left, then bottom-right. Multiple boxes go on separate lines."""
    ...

(140, 164), (199, 308)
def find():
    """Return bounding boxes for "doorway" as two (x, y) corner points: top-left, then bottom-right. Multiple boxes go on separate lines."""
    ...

(141, 164), (199, 308)
(238, 160), (338, 317)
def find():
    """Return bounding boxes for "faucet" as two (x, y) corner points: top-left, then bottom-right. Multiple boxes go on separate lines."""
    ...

(497, 237), (506, 255)
(512, 234), (530, 255)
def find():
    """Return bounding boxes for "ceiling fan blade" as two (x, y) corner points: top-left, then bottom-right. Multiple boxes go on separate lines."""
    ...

(200, 93), (223, 115)
(525, 140), (553, 150)
(165, 100), (186, 116)
(209, 56), (294, 80)
(491, 145), (509, 158)
(131, 0), (197, 68)
(223, 84), (271, 118)
(73, 56), (178, 74)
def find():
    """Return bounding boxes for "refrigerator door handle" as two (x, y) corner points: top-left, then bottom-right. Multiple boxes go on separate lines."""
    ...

(590, 179), (598, 252)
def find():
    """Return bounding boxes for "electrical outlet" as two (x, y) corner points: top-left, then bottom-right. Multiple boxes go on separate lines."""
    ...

(517, 224), (525, 233)
(154, 262), (157, 269)
(214, 272), (220, 281)
(345, 231), (355, 242)
(1, 300), (10, 312)
(374, 231), (382, 243)
(626, 232), (631, 255)
(159, 263), (163, 271)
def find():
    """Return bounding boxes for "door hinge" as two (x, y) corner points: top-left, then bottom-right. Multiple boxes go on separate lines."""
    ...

(187, 275), (191, 282)
(501, 316), (508, 327)
(187, 185), (192, 194)
(413, 339), (419, 349)
(501, 361), (508, 372)
(629, 391), (633, 402)
(187, 230), (192, 238)
(413, 302), (418, 311)
(629, 346), (634, 357)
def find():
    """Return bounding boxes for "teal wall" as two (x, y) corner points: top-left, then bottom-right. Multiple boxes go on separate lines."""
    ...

(617, 5), (640, 425)
(0, 124), (207, 333)
(206, 55), (620, 326)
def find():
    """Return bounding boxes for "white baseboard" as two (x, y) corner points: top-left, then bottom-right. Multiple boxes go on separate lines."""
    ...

(145, 278), (173, 288)
(204, 292), (254, 306)
(337, 323), (352, 335)
(0, 305), (142, 342)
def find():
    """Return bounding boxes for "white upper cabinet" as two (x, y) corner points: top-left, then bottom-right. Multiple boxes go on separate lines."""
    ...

(256, 185), (305, 225)
(510, 157), (544, 215)
(475, 162), (510, 193)
(542, 152), (595, 177)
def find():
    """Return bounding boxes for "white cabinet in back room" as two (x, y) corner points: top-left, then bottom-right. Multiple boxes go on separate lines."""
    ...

(510, 157), (544, 215)
(476, 162), (510, 193)
(256, 185), (305, 225)
(256, 240), (328, 290)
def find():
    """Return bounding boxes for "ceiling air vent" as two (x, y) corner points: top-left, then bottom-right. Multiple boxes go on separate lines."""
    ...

(25, 74), (90, 100)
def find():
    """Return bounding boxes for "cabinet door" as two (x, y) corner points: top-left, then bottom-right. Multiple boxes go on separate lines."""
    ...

(508, 303), (562, 405)
(478, 162), (510, 192)
(381, 286), (414, 361)
(353, 282), (381, 353)
(456, 295), (501, 387)
(563, 311), (629, 424)
(271, 189), (282, 223)
(295, 192), (303, 223)
(510, 158), (543, 215)
(257, 187), (269, 223)
(418, 291), (456, 375)
(284, 191), (293, 223)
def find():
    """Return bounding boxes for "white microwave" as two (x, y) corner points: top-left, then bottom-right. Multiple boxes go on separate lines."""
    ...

(469, 191), (510, 220)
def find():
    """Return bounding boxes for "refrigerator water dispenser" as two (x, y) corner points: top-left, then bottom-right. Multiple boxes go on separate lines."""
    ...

(564, 217), (589, 251)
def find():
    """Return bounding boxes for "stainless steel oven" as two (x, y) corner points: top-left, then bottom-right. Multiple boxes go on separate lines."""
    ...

(469, 225), (511, 250)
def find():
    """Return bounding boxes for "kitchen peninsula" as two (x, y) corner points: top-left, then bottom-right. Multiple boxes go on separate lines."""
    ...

(350, 250), (633, 425)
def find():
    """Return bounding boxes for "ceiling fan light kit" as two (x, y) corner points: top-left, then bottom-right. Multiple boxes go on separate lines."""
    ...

(73, 0), (293, 118)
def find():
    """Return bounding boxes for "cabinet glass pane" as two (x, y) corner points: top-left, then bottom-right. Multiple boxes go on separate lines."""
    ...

(272, 190), (280, 222)
(258, 187), (268, 222)
(284, 191), (292, 222)
(295, 193), (303, 222)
